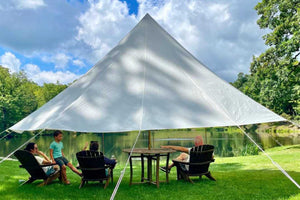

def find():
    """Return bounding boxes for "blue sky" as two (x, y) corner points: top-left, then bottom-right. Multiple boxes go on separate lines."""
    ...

(0, 0), (266, 85)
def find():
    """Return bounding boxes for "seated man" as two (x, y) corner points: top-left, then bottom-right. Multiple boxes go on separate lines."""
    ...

(83, 141), (117, 168)
(24, 142), (60, 176)
(160, 135), (204, 173)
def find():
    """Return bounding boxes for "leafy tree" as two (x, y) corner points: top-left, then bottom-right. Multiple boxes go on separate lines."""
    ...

(0, 66), (69, 132)
(233, 0), (300, 119)
(0, 67), (38, 131)
(42, 82), (67, 103)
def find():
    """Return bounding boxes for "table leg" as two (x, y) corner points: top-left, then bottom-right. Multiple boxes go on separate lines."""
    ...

(141, 154), (144, 182)
(156, 155), (160, 188)
(129, 154), (133, 186)
(147, 155), (152, 183)
(166, 153), (170, 183)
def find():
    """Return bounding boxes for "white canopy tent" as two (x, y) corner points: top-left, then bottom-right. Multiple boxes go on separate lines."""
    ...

(3, 14), (298, 198)
(9, 14), (285, 133)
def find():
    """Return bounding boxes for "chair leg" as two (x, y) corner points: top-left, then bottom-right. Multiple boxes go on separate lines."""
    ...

(166, 153), (170, 183)
(111, 169), (114, 184)
(176, 167), (182, 180)
(187, 176), (194, 184)
(205, 172), (216, 181)
(79, 180), (85, 189)
(21, 177), (35, 186)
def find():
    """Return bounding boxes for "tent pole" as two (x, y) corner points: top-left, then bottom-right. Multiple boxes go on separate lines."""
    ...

(102, 133), (105, 154)
(236, 125), (300, 189)
(204, 128), (207, 144)
(148, 130), (151, 150)
(0, 129), (12, 141)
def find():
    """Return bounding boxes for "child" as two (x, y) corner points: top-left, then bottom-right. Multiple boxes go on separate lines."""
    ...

(50, 130), (82, 184)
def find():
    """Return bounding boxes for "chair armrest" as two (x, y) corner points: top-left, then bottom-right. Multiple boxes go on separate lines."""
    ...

(172, 159), (188, 165)
(40, 163), (58, 167)
(172, 159), (214, 166)
(78, 167), (106, 171)
(172, 159), (188, 169)
(19, 163), (57, 168)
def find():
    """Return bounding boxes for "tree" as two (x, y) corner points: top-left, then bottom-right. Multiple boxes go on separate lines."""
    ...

(234, 0), (300, 119)
(0, 66), (69, 132)
(0, 66), (38, 131)
(42, 82), (67, 103)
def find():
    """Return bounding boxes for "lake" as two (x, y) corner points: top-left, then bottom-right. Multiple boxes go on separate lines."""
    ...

(1, 127), (300, 164)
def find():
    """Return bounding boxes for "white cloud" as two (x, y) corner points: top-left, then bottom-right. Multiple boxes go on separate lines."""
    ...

(14, 0), (46, 10)
(42, 53), (71, 70)
(0, 0), (46, 10)
(53, 53), (71, 69)
(0, 0), (266, 83)
(136, 0), (266, 81)
(0, 52), (21, 73)
(24, 63), (40, 74)
(73, 59), (85, 68)
(76, 0), (137, 62)
(0, 0), (85, 54)
(24, 63), (80, 85)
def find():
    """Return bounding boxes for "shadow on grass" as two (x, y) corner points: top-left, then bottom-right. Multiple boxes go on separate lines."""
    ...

(284, 145), (300, 150)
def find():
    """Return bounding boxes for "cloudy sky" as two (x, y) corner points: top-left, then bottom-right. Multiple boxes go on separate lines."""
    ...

(0, 0), (267, 85)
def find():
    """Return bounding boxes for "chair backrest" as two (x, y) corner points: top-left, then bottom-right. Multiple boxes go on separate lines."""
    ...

(76, 151), (106, 179)
(189, 145), (214, 174)
(14, 150), (47, 179)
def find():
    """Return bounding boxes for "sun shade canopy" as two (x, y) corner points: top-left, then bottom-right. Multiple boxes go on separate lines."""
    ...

(9, 14), (286, 133)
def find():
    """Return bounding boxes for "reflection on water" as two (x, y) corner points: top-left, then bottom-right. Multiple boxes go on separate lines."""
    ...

(1, 129), (300, 164)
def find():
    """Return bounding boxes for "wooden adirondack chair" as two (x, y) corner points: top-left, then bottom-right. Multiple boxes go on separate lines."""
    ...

(76, 150), (111, 189)
(14, 150), (60, 186)
(173, 145), (216, 183)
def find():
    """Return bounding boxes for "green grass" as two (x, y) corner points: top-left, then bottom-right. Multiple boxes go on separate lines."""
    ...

(1, 146), (300, 200)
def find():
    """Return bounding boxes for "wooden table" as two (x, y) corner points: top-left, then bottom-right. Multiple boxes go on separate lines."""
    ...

(123, 148), (176, 188)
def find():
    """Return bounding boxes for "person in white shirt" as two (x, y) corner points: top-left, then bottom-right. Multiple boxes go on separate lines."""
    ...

(24, 143), (60, 176)
(160, 136), (204, 172)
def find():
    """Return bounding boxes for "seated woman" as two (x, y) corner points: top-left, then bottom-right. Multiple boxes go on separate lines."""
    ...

(25, 142), (60, 176)
(83, 141), (117, 168)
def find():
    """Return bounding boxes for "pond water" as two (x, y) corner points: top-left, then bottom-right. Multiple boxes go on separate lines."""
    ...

(1, 128), (299, 164)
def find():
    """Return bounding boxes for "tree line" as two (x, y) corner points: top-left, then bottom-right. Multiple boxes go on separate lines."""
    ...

(0, 0), (299, 133)
(0, 66), (67, 131)
(232, 0), (299, 121)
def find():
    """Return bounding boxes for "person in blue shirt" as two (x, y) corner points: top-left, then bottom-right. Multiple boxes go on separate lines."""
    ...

(50, 130), (82, 184)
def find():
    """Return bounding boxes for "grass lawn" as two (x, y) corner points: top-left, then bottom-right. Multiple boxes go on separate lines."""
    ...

(1, 145), (300, 200)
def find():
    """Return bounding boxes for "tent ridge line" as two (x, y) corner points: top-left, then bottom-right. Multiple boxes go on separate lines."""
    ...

(110, 21), (149, 200)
